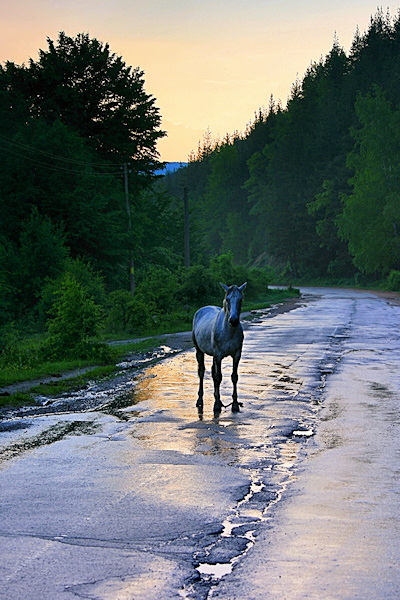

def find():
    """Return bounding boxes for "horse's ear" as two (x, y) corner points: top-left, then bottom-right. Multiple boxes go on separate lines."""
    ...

(239, 282), (247, 293)
(220, 282), (229, 292)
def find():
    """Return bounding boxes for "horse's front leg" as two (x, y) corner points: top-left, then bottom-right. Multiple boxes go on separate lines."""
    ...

(231, 350), (242, 412)
(195, 348), (205, 412)
(212, 356), (223, 415)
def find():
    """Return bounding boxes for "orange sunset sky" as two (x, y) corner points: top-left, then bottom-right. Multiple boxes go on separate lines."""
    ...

(0, 1), (398, 162)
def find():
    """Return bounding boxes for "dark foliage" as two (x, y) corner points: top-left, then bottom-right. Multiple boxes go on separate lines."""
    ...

(165, 9), (400, 279)
(0, 32), (168, 323)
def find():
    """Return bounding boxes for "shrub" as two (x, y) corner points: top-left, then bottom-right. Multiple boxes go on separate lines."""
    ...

(46, 275), (103, 358)
(209, 252), (240, 285)
(105, 289), (158, 334)
(0, 209), (68, 322)
(125, 296), (158, 333)
(178, 265), (220, 306)
(105, 290), (132, 333)
(245, 268), (271, 299)
(39, 258), (106, 328)
(0, 324), (46, 371)
(387, 269), (400, 291)
(136, 266), (178, 312)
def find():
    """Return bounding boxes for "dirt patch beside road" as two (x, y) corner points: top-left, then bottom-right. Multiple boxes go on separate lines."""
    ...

(371, 289), (400, 305)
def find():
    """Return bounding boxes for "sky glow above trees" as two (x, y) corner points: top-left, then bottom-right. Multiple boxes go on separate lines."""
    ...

(0, 1), (398, 160)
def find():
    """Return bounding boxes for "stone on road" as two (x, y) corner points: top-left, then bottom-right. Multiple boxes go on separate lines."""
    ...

(0, 288), (399, 599)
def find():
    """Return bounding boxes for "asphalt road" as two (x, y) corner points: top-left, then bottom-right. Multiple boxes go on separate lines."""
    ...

(0, 287), (399, 599)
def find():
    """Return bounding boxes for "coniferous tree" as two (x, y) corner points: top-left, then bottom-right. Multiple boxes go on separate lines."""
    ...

(338, 86), (400, 274)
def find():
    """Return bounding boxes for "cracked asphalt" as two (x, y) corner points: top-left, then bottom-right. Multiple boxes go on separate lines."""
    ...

(0, 287), (399, 599)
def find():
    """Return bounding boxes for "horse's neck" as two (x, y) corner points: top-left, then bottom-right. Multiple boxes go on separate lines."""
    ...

(218, 306), (231, 331)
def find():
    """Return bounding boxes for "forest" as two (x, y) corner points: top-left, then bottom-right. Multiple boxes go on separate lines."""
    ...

(1, 10), (400, 372)
(0, 32), (277, 372)
(165, 8), (400, 287)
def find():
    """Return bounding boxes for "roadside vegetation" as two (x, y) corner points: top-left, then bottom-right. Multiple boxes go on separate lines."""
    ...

(0, 270), (299, 408)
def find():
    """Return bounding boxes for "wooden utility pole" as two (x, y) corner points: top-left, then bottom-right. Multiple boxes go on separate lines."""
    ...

(183, 186), (190, 268)
(123, 162), (135, 294)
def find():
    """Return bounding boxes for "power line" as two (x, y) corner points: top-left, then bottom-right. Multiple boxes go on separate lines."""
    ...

(0, 143), (123, 176)
(0, 134), (119, 168)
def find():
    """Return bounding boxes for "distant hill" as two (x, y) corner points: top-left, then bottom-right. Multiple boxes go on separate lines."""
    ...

(156, 162), (187, 175)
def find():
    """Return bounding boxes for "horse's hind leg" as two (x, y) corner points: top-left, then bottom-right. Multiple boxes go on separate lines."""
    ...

(231, 351), (241, 412)
(195, 348), (205, 412)
(212, 357), (223, 415)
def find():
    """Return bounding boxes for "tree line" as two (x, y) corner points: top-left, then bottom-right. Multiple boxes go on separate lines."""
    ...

(165, 9), (400, 287)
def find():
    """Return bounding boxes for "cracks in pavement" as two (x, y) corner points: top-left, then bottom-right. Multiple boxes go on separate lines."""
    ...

(179, 300), (357, 600)
(180, 443), (301, 600)
(0, 420), (99, 464)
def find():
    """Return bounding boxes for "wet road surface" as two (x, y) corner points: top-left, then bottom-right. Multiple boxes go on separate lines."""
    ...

(0, 287), (399, 599)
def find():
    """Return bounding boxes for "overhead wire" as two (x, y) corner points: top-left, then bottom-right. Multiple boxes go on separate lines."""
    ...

(2, 146), (124, 176)
(0, 134), (124, 176)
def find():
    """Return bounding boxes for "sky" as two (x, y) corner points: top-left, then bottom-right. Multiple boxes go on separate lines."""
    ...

(0, 1), (398, 162)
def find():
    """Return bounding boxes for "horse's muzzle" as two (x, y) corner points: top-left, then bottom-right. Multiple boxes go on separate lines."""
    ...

(229, 317), (240, 327)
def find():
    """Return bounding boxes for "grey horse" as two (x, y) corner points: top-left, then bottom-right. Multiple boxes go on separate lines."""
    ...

(192, 282), (247, 415)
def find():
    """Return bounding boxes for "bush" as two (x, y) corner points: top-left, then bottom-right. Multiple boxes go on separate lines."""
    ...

(245, 268), (271, 299)
(0, 209), (68, 323)
(46, 274), (104, 358)
(387, 269), (400, 291)
(105, 289), (158, 335)
(105, 290), (132, 333)
(209, 252), (245, 286)
(39, 258), (106, 328)
(125, 296), (158, 333)
(178, 264), (220, 306)
(136, 266), (178, 312)
(0, 324), (46, 372)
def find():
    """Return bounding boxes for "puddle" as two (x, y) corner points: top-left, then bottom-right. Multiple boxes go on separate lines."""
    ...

(182, 443), (302, 599)
(197, 562), (232, 579)
(117, 345), (180, 370)
(292, 428), (314, 438)
(95, 390), (142, 421)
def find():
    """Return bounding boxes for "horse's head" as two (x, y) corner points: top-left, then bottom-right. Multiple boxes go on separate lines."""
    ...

(220, 282), (247, 327)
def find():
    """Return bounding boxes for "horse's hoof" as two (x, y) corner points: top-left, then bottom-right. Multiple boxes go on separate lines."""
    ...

(231, 402), (240, 413)
(213, 403), (222, 416)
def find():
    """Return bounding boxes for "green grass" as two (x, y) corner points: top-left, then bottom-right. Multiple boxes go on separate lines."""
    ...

(0, 338), (159, 388)
(0, 342), (157, 409)
(0, 392), (35, 409)
(29, 364), (117, 397)
(0, 358), (98, 387)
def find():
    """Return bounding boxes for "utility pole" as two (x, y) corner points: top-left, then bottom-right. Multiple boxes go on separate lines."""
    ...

(123, 162), (135, 295)
(183, 186), (190, 268)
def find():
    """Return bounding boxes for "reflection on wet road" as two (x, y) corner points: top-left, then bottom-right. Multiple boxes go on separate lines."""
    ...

(0, 288), (399, 599)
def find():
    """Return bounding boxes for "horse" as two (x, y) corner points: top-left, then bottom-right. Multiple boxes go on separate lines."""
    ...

(192, 282), (247, 415)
